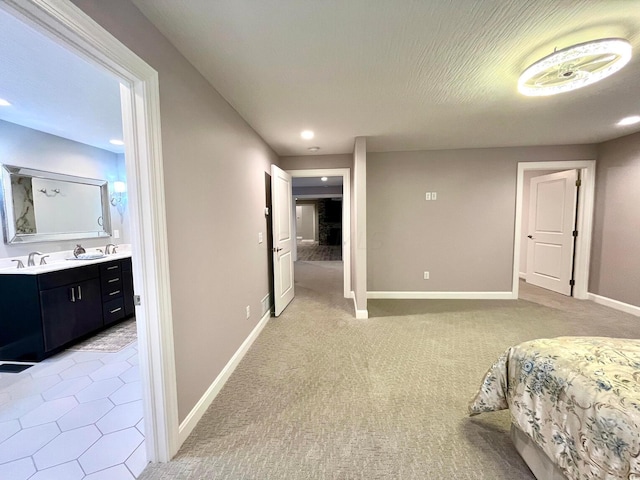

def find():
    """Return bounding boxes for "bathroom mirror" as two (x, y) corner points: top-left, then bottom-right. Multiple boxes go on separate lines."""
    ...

(0, 164), (112, 244)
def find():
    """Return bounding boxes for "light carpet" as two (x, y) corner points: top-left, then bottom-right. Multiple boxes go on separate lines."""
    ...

(139, 262), (639, 479)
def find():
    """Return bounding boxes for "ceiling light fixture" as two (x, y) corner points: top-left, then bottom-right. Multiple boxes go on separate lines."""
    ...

(308, 146), (320, 152)
(0, 98), (11, 106)
(300, 130), (314, 140)
(321, 177), (328, 182)
(617, 115), (640, 126)
(109, 139), (125, 146)
(518, 38), (632, 97)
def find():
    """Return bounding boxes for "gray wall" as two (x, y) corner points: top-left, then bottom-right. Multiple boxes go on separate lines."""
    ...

(72, 0), (279, 422)
(367, 145), (597, 292)
(0, 120), (125, 259)
(280, 153), (352, 170)
(590, 131), (640, 307)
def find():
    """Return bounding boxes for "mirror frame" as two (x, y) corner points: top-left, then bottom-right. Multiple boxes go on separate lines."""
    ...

(0, 164), (112, 244)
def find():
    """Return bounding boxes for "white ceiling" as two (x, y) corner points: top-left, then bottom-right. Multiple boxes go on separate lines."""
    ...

(130, 0), (640, 156)
(0, 8), (123, 154)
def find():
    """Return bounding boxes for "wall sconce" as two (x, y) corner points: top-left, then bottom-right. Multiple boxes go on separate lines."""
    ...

(110, 181), (127, 206)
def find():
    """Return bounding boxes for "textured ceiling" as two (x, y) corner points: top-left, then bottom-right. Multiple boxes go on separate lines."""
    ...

(131, 0), (640, 156)
(0, 8), (123, 153)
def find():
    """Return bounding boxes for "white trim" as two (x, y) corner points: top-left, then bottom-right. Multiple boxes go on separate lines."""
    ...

(513, 160), (596, 300)
(367, 291), (515, 300)
(588, 293), (640, 317)
(519, 272), (526, 280)
(2, 0), (178, 461)
(287, 169), (351, 299)
(349, 290), (369, 319)
(178, 310), (271, 445)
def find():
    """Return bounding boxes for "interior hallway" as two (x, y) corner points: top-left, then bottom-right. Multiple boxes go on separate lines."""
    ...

(138, 261), (639, 479)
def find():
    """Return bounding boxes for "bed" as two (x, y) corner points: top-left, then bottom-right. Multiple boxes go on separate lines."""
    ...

(468, 337), (640, 480)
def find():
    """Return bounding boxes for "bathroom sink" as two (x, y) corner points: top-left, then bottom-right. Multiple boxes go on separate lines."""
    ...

(68, 253), (106, 260)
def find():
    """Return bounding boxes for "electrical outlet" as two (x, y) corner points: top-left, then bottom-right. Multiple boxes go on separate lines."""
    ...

(113, 229), (120, 239)
(431, 192), (437, 200)
(258, 232), (263, 243)
(425, 192), (431, 201)
(423, 271), (430, 280)
(246, 305), (250, 319)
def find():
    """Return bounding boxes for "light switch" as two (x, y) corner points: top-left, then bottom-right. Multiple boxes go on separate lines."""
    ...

(425, 192), (431, 201)
(258, 232), (263, 244)
(431, 192), (437, 200)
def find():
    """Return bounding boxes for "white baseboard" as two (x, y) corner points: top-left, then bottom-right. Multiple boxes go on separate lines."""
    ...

(350, 291), (369, 319)
(177, 309), (271, 446)
(367, 291), (515, 300)
(588, 293), (640, 317)
(519, 272), (526, 280)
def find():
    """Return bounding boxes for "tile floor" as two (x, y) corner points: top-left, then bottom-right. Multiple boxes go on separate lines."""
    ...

(0, 342), (146, 479)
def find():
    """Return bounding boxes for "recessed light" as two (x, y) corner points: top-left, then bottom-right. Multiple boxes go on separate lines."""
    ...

(617, 115), (640, 126)
(109, 139), (125, 146)
(321, 177), (328, 182)
(300, 130), (314, 140)
(0, 98), (11, 106)
(308, 146), (320, 152)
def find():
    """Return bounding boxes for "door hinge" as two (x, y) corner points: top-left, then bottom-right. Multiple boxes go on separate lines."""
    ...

(133, 295), (141, 306)
(569, 279), (575, 286)
(572, 230), (578, 237)
(575, 178), (581, 187)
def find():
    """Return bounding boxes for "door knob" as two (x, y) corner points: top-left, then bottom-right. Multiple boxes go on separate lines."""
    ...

(527, 235), (533, 239)
(273, 247), (283, 252)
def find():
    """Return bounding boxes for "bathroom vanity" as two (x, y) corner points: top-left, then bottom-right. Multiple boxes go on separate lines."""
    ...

(0, 254), (134, 362)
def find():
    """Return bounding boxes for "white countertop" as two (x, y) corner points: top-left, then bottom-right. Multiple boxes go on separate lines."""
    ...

(0, 246), (132, 275)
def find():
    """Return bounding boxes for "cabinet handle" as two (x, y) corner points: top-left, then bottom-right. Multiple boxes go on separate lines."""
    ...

(109, 307), (122, 314)
(77, 285), (82, 301)
(109, 290), (121, 296)
(107, 266), (119, 271)
(108, 278), (120, 283)
(70, 287), (76, 303)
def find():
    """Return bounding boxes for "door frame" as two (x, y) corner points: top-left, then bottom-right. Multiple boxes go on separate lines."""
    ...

(513, 160), (596, 299)
(3, 0), (178, 462)
(288, 168), (351, 299)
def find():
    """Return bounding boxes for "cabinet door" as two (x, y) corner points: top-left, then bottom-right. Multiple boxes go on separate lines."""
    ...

(74, 278), (104, 335)
(40, 279), (103, 352)
(40, 285), (79, 352)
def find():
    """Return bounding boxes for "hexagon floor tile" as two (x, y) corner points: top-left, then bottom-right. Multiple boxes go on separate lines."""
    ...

(0, 341), (146, 479)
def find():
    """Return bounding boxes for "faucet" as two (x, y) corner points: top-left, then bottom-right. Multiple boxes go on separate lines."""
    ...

(40, 255), (50, 265)
(12, 259), (24, 269)
(27, 251), (42, 267)
(105, 243), (117, 255)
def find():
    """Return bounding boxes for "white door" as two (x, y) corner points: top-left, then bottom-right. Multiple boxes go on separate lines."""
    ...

(526, 170), (578, 295)
(271, 165), (295, 316)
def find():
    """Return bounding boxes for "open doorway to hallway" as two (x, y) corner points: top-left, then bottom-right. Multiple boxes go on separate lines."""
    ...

(294, 176), (343, 262)
(287, 169), (351, 300)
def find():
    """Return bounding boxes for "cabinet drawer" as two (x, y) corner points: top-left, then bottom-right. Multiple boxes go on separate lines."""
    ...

(39, 265), (99, 290)
(101, 275), (123, 294)
(102, 282), (123, 301)
(100, 261), (121, 276)
(103, 298), (125, 326)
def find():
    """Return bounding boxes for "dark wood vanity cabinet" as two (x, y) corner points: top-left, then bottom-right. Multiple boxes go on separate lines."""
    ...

(0, 256), (135, 362)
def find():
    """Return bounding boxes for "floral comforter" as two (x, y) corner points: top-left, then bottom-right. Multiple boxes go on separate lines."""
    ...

(468, 337), (640, 480)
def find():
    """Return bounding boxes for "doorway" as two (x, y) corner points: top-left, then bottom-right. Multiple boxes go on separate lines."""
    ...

(1, 0), (178, 465)
(512, 160), (596, 300)
(288, 169), (351, 299)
